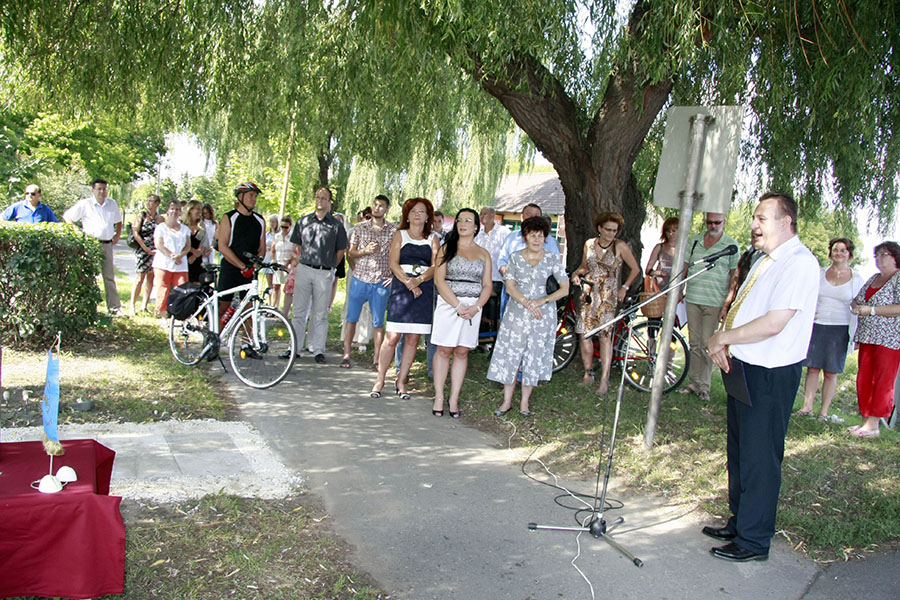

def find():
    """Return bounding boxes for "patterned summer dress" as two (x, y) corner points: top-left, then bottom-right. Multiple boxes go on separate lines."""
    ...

(487, 250), (568, 386)
(431, 255), (485, 348)
(134, 212), (158, 274)
(577, 238), (622, 337)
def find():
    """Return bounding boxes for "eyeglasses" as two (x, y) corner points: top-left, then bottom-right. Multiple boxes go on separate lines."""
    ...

(706, 220), (724, 225)
(875, 251), (892, 258)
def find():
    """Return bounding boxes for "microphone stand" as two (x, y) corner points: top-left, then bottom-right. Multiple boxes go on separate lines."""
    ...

(527, 257), (726, 567)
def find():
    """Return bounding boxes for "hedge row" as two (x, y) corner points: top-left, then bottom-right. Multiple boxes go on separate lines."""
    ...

(0, 222), (103, 348)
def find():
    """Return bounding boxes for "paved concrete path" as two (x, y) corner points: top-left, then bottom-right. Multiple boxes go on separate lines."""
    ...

(221, 352), (898, 600)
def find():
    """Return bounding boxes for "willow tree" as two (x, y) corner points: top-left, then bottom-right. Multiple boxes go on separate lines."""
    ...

(347, 0), (900, 268)
(0, 0), (511, 207)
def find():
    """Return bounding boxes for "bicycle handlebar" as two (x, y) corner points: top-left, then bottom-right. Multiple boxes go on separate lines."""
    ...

(242, 251), (290, 273)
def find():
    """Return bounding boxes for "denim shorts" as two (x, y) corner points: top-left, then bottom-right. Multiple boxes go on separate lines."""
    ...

(345, 276), (390, 327)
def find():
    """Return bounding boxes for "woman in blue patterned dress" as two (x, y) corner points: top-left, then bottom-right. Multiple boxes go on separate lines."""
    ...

(431, 208), (493, 418)
(488, 217), (569, 416)
(372, 198), (440, 399)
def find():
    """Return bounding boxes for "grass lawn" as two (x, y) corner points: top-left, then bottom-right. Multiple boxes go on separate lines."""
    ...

(2, 274), (388, 600)
(333, 295), (900, 563)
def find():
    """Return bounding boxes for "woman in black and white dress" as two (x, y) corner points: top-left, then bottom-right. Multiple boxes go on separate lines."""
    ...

(431, 209), (492, 418)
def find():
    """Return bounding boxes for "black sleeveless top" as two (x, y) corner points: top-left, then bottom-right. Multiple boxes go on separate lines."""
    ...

(221, 209), (265, 273)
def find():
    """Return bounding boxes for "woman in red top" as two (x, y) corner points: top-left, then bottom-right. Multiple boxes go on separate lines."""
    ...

(849, 241), (900, 437)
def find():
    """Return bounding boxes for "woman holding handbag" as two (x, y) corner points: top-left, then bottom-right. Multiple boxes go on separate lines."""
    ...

(571, 212), (640, 394)
(130, 194), (163, 315)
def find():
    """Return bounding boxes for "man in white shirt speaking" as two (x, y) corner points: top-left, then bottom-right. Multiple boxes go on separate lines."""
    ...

(703, 192), (819, 563)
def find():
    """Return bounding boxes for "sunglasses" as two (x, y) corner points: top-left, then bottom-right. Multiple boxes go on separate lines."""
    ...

(706, 220), (724, 225)
(25, 191), (41, 196)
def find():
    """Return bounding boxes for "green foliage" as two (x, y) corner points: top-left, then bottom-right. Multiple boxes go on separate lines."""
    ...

(1, 107), (165, 204)
(0, 222), (103, 347)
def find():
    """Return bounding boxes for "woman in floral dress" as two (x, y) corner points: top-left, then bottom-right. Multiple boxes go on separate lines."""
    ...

(130, 194), (163, 314)
(572, 212), (640, 394)
(488, 217), (569, 416)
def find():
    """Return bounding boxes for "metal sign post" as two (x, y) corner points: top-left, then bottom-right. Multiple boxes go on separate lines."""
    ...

(644, 113), (711, 449)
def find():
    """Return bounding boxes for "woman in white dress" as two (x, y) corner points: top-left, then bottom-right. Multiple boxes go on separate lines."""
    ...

(431, 208), (492, 418)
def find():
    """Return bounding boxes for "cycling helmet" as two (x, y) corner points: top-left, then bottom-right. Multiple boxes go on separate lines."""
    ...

(233, 182), (261, 197)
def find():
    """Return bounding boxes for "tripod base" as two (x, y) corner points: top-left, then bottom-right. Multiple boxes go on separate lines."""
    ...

(528, 517), (643, 567)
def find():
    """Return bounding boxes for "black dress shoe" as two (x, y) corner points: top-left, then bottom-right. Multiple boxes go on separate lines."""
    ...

(701, 525), (736, 542)
(710, 542), (768, 562)
(314, 353), (326, 364)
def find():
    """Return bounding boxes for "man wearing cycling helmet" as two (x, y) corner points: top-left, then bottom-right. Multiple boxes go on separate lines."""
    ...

(216, 182), (267, 319)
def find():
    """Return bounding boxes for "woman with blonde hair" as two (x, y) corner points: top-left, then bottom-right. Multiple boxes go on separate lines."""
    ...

(182, 200), (209, 284)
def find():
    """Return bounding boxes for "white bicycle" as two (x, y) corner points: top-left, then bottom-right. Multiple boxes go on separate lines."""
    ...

(168, 253), (297, 389)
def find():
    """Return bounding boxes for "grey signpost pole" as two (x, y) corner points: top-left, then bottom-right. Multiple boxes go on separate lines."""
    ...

(643, 113), (713, 450)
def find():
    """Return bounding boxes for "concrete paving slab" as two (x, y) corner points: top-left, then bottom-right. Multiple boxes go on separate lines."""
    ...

(3, 420), (300, 502)
(166, 432), (253, 476)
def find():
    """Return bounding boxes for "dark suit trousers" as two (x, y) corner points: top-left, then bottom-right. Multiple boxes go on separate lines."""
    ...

(725, 358), (802, 554)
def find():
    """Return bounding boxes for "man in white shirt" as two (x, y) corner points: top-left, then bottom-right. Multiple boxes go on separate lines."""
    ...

(63, 178), (123, 314)
(703, 192), (819, 563)
(474, 206), (510, 335)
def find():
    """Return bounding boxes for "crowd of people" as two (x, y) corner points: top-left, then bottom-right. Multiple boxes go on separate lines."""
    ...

(5, 180), (900, 563)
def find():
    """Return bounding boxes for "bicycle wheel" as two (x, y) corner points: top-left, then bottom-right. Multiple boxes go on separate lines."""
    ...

(228, 307), (296, 388)
(169, 310), (212, 366)
(617, 320), (689, 393)
(553, 318), (579, 373)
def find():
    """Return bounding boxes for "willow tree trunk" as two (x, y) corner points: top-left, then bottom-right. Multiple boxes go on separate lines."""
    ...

(478, 52), (672, 273)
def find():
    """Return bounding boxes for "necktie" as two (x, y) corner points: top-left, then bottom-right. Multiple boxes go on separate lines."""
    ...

(723, 255), (772, 330)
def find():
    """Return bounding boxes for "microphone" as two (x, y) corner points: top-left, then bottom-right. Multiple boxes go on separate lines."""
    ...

(692, 245), (738, 265)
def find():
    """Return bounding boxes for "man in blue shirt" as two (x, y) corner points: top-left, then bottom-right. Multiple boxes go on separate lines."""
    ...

(2, 185), (59, 223)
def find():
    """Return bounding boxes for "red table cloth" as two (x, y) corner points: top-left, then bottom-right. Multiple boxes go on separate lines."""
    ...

(0, 439), (125, 599)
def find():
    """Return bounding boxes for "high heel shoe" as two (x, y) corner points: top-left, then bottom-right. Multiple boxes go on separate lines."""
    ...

(395, 381), (411, 400)
(449, 410), (461, 419)
(370, 382), (384, 398)
(432, 409), (444, 417)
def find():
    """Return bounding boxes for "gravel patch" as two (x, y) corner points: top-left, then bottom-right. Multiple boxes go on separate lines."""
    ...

(3, 419), (304, 503)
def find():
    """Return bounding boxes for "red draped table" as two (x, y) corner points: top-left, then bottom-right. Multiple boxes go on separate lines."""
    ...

(0, 439), (125, 599)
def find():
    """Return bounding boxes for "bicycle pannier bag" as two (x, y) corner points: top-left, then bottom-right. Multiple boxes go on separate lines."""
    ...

(167, 283), (204, 320)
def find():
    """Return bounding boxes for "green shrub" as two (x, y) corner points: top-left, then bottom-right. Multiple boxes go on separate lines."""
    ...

(0, 222), (103, 347)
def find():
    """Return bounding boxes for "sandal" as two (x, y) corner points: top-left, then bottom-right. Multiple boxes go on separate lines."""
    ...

(697, 390), (710, 402)
(394, 381), (411, 400)
(580, 369), (595, 385)
(369, 382), (384, 398)
(852, 428), (880, 438)
(340, 357), (351, 369)
(677, 386), (699, 395)
(795, 409), (813, 416)
(449, 411), (461, 419)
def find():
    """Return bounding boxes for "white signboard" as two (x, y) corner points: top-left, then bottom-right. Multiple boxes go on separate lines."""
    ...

(653, 106), (744, 214)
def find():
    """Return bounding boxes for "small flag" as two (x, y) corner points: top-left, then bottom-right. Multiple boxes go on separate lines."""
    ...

(41, 349), (60, 442)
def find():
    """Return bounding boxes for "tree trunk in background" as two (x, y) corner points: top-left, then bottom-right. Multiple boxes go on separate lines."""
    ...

(478, 52), (672, 274)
